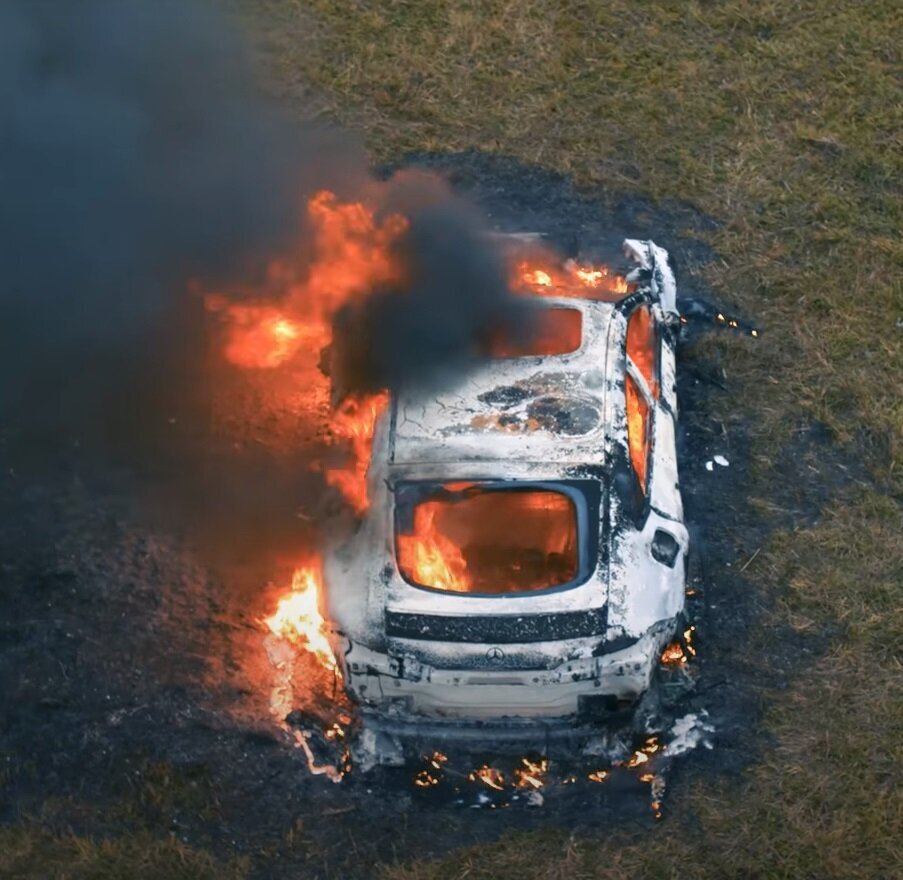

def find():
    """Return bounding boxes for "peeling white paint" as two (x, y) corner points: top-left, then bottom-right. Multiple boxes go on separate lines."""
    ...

(664, 713), (715, 757)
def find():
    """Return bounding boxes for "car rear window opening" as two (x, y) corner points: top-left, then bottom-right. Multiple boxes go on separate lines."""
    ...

(395, 483), (579, 595)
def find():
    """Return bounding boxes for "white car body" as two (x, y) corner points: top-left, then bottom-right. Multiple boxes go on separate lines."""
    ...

(325, 240), (687, 729)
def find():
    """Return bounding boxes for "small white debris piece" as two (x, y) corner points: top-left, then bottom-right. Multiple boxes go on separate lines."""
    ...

(665, 713), (715, 757)
(713, 455), (730, 467)
(354, 726), (405, 773)
(525, 790), (545, 808)
(705, 461), (714, 472)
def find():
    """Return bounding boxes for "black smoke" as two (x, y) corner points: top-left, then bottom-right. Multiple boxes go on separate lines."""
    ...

(329, 176), (532, 399)
(0, 0), (530, 574)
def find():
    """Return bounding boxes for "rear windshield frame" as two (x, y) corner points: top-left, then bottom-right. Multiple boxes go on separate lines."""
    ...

(393, 479), (601, 598)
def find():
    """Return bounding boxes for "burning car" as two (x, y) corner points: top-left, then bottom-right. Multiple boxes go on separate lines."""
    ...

(324, 239), (687, 734)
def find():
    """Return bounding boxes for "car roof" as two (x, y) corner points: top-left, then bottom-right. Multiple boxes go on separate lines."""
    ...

(389, 298), (625, 468)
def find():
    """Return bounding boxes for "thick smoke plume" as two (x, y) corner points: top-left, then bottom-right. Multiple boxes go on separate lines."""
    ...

(330, 181), (523, 397)
(0, 0), (526, 576)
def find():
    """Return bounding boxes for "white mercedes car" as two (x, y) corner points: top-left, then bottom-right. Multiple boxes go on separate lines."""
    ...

(325, 240), (687, 737)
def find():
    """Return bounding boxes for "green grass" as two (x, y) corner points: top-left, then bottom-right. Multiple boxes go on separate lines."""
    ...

(0, 827), (249, 880)
(5, 1), (900, 876)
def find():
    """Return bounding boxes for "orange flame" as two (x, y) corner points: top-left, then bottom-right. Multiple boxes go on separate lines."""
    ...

(514, 253), (631, 300)
(468, 765), (506, 791)
(619, 736), (663, 769)
(325, 392), (390, 514)
(414, 770), (441, 788)
(264, 564), (338, 672)
(660, 625), (697, 667)
(207, 190), (407, 370)
(396, 501), (472, 592)
(209, 198), (642, 714)
(206, 190), (407, 515)
(513, 755), (549, 790)
(660, 641), (688, 666)
(413, 751), (448, 788)
(396, 488), (578, 595)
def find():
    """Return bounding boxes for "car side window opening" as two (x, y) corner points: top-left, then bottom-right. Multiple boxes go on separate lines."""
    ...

(626, 305), (660, 399)
(625, 305), (659, 492)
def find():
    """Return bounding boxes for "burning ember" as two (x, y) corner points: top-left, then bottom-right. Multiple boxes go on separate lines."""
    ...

(413, 751), (449, 788)
(513, 755), (549, 790)
(468, 765), (506, 791)
(660, 641), (688, 666)
(660, 625), (697, 667)
(619, 736), (663, 769)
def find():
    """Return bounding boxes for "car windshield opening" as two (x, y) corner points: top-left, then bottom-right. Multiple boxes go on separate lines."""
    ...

(395, 483), (579, 594)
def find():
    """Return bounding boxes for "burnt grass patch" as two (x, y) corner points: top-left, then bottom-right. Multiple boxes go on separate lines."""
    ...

(0, 154), (878, 879)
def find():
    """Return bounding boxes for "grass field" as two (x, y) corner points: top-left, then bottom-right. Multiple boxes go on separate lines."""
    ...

(3, 1), (900, 878)
(246, 2), (902, 877)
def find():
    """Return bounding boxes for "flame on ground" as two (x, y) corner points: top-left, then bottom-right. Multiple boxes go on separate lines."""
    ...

(660, 641), (688, 666)
(684, 625), (697, 657)
(660, 624), (697, 667)
(208, 190), (407, 372)
(619, 735), (663, 769)
(264, 564), (338, 673)
(513, 755), (549, 790)
(468, 765), (506, 791)
(413, 751), (448, 788)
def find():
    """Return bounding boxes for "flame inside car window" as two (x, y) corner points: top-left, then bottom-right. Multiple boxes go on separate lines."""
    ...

(487, 306), (583, 358)
(625, 374), (651, 492)
(626, 305), (659, 398)
(395, 485), (579, 594)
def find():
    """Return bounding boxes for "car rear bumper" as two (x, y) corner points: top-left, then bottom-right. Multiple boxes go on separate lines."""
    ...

(341, 621), (674, 721)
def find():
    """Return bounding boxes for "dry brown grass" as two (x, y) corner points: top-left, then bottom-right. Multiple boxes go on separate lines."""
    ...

(0, 827), (249, 880)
